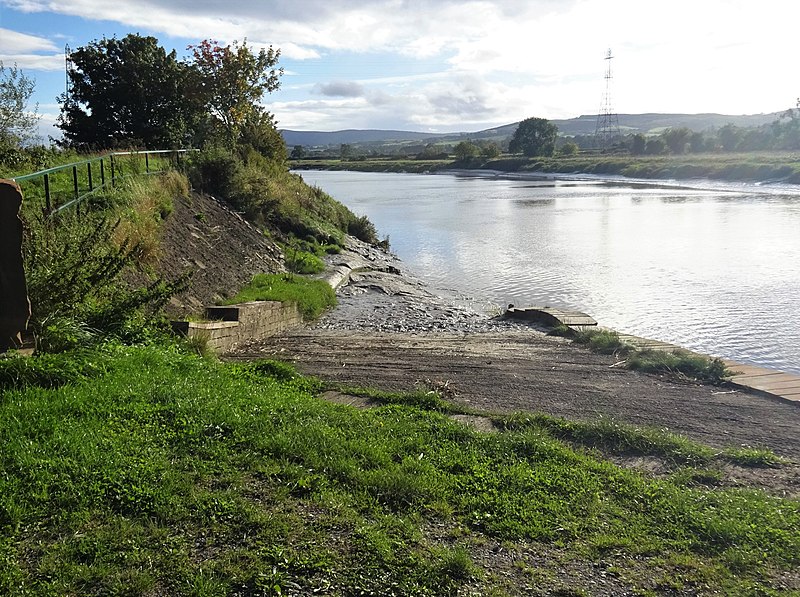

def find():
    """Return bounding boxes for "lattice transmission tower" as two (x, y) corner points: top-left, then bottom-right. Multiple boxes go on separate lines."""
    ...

(64, 44), (74, 102)
(594, 48), (620, 150)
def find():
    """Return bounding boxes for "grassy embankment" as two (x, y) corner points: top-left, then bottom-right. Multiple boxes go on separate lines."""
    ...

(292, 151), (800, 183)
(5, 149), (798, 594)
(0, 345), (797, 595)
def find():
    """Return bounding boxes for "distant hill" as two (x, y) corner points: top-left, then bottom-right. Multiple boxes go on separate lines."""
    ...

(280, 129), (441, 147)
(281, 112), (784, 148)
(552, 112), (782, 136)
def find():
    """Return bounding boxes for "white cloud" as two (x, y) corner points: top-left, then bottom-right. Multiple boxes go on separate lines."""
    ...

(5, 0), (800, 131)
(0, 53), (64, 70)
(0, 27), (58, 52)
(313, 80), (366, 98)
(0, 27), (63, 69)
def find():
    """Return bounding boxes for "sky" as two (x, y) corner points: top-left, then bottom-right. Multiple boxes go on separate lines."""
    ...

(1, 0), (798, 140)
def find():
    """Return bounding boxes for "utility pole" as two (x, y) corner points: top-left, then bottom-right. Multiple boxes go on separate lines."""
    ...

(594, 48), (621, 150)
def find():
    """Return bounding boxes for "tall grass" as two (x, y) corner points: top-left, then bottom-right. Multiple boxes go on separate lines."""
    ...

(22, 172), (190, 351)
(187, 149), (380, 245)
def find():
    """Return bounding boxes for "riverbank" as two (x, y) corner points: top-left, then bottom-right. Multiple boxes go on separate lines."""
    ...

(5, 237), (799, 595)
(291, 150), (800, 184)
(232, 238), (800, 469)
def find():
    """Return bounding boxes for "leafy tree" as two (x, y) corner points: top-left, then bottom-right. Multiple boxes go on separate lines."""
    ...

(417, 143), (447, 160)
(688, 131), (708, 153)
(58, 34), (202, 149)
(558, 141), (579, 156)
(0, 61), (39, 151)
(717, 124), (742, 151)
(453, 140), (480, 161)
(662, 127), (692, 154)
(509, 117), (558, 157)
(645, 137), (667, 155)
(340, 143), (354, 159)
(290, 145), (306, 159)
(479, 141), (501, 158)
(629, 133), (646, 155)
(239, 107), (286, 163)
(188, 39), (282, 147)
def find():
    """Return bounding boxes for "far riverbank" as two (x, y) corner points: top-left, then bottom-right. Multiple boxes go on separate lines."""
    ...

(291, 150), (800, 185)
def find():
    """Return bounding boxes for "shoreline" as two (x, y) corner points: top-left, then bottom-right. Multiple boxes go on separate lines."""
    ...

(314, 237), (800, 405)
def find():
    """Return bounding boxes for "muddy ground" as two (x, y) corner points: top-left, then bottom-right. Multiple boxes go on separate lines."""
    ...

(231, 239), (800, 496)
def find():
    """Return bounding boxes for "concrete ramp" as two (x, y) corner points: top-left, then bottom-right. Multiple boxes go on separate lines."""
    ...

(504, 307), (597, 330)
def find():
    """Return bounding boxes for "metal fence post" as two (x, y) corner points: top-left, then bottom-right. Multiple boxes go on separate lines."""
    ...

(88, 162), (94, 192)
(44, 173), (51, 212)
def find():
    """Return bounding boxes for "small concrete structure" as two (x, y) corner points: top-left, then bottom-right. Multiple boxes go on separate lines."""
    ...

(172, 300), (302, 353)
(0, 179), (31, 352)
(504, 306), (597, 331)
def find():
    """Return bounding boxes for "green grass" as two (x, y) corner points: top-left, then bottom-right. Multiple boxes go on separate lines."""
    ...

(552, 327), (732, 384)
(225, 273), (336, 320)
(0, 344), (797, 595)
(627, 349), (731, 384)
(572, 328), (633, 355)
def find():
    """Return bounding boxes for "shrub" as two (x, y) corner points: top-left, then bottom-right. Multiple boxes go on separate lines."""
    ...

(23, 213), (187, 351)
(348, 214), (379, 244)
(626, 349), (731, 384)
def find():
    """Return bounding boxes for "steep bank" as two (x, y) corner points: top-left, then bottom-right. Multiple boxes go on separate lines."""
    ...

(153, 191), (284, 317)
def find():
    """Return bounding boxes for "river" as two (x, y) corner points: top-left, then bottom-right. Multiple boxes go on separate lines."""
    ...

(298, 169), (800, 375)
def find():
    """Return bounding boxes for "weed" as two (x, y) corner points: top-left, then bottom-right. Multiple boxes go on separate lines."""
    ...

(721, 447), (786, 468)
(23, 213), (187, 351)
(627, 350), (731, 384)
(573, 328), (634, 355)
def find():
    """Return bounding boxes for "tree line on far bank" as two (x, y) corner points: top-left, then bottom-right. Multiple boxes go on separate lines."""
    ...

(290, 108), (800, 162)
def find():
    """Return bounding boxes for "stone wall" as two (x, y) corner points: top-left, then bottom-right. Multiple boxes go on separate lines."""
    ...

(0, 180), (31, 351)
(172, 300), (302, 353)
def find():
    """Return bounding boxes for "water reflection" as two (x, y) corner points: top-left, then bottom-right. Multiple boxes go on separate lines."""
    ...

(298, 170), (800, 374)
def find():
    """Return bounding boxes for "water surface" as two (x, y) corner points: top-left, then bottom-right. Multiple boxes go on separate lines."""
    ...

(299, 170), (800, 374)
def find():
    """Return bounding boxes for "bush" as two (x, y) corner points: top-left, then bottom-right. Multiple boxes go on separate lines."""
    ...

(626, 349), (730, 384)
(23, 213), (187, 351)
(348, 214), (379, 244)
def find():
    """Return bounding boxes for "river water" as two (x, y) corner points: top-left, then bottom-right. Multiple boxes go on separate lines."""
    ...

(298, 169), (800, 375)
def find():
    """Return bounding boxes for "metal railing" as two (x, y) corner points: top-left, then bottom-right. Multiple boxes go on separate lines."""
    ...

(10, 149), (196, 215)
